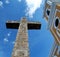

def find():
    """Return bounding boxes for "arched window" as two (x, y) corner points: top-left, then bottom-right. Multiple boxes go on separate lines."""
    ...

(54, 17), (59, 28)
(46, 8), (50, 17)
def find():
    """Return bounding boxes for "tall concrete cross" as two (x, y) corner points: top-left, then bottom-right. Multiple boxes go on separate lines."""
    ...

(6, 17), (41, 57)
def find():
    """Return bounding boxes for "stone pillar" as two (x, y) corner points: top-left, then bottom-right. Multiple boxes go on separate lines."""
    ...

(12, 18), (29, 57)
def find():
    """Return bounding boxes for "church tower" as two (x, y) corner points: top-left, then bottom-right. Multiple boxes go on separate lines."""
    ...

(43, 0), (60, 57)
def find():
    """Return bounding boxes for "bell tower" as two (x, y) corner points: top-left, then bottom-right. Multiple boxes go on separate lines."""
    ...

(43, 0), (60, 57)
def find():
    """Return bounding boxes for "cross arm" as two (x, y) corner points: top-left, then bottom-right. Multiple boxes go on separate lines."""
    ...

(28, 22), (41, 30)
(6, 21), (41, 30)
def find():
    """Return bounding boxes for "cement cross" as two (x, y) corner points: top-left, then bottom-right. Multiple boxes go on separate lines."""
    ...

(6, 17), (41, 57)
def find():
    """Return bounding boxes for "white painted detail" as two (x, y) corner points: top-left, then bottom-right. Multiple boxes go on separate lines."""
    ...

(48, 2), (56, 29)
(56, 30), (60, 37)
(53, 55), (57, 57)
(57, 46), (60, 55)
(47, 1), (52, 5)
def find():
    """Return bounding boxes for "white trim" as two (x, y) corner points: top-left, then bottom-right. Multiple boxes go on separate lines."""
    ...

(56, 9), (60, 12)
(57, 46), (60, 55)
(56, 29), (60, 37)
(47, 1), (52, 5)
(48, 2), (56, 29)
(49, 41), (58, 57)
(44, 17), (48, 23)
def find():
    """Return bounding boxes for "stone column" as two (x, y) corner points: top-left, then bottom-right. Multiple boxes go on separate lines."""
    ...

(12, 18), (29, 57)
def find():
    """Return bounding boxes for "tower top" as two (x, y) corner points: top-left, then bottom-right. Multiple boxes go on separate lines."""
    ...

(47, 0), (60, 5)
(47, 0), (60, 2)
(21, 17), (27, 20)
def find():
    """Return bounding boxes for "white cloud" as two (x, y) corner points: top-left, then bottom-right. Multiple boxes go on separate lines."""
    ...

(18, 0), (21, 2)
(7, 32), (11, 36)
(8, 33), (10, 36)
(5, 0), (10, 4)
(4, 38), (8, 42)
(0, 1), (3, 7)
(25, 0), (42, 18)
(12, 41), (15, 44)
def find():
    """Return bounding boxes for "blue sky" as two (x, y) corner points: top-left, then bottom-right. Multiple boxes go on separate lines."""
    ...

(0, 0), (54, 57)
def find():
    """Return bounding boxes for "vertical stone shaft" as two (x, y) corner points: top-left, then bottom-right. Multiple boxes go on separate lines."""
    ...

(12, 19), (29, 57)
